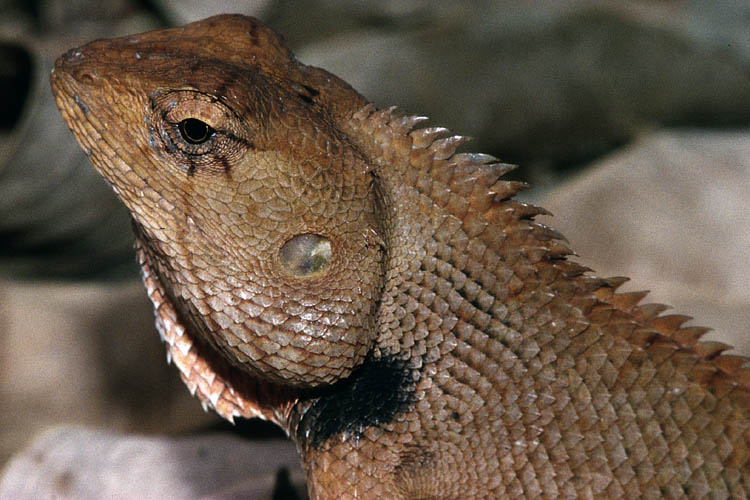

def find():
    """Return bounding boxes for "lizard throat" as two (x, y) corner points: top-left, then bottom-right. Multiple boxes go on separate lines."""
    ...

(135, 232), (299, 426)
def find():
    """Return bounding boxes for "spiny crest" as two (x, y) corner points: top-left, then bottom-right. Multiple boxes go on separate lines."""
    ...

(351, 103), (750, 394)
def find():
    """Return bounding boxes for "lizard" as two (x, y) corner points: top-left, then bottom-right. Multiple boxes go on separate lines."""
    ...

(49, 14), (750, 499)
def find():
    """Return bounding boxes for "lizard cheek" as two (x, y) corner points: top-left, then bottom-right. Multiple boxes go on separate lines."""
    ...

(279, 234), (332, 277)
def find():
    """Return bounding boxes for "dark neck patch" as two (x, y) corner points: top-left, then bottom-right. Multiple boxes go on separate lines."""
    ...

(295, 354), (417, 449)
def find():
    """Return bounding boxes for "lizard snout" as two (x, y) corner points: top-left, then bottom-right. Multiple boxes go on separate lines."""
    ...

(53, 46), (99, 86)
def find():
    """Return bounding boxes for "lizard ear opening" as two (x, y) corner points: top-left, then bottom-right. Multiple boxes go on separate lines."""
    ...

(279, 233), (332, 277)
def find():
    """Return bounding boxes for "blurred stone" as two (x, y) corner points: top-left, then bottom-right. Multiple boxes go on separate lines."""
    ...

(0, 17), (155, 281)
(0, 42), (32, 131)
(0, 280), (217, 465)
(0, 427), (305, 500)
(535, 129), (750, 354)
(38, 0), (136, 30)
(264, 0), (435, 47)
(156, 0), (271, 26)
(294, 0), (750, 182)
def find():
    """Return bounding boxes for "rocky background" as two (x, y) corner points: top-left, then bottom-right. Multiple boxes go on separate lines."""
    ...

(0, 1), (748, 498)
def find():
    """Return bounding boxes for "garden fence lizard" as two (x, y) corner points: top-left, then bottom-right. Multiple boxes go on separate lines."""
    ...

(51, 15), (750, 499)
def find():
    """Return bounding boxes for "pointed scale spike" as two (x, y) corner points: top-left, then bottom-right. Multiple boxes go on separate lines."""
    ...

(604, 276), (630, 291)
(441, 162), (512, 206)
(453, 162), (504, 187)
(552, 259), (592, 278)
(576, 274), (608, 293)
(479, 163), (518, 187)
(390, 113), (429, 134)
(410, 127), (451, 148)
(513, 203), (551, 220)
(370, 105), (397, 127)
(635, 303), (671, 321)
(673, 326), (712, 347)
(491, 180), (530, 201)
(714, 355), (748, 375)
(694, 341), (732, 360)
(608, 291), (650, 311)
(451, 152), (499, 166)
(651, 314), (693, 335)
(430, 135), (472, 160)
(543, 239), (574, 259)
(529, 222), (566, 242)
(487, 164), (519, 183)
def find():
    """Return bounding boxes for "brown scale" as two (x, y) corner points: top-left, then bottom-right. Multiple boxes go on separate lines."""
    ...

(51, 14), (750, 500)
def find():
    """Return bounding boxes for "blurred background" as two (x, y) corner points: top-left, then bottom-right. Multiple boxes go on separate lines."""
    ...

(0, 0), (748, 497)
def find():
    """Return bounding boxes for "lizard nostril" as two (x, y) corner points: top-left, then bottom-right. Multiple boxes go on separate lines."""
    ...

(279, 234), (332, 277)
(77, 71), (97, 86)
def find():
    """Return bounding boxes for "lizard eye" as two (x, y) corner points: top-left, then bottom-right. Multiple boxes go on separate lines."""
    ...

(179, 118), (215, 144)
(150, 90), (249, 174)
(279, 234), (332, 277)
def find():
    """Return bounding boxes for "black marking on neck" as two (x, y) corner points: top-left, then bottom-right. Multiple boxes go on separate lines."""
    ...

(295, 354), (417, 449)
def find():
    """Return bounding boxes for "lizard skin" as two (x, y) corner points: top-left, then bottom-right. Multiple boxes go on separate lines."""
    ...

(50, 15), (750, 499)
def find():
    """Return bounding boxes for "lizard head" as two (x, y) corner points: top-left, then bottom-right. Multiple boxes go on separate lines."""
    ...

(50, 15), (386, 388)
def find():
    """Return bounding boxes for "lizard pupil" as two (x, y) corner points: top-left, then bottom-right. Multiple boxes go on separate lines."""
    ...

(179, 118), (214, 144)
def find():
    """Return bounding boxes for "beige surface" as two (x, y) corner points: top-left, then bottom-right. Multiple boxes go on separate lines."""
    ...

(0, 427), (304, 500)
(536, 129), (750, 354)
(0, 280), (217, 465)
